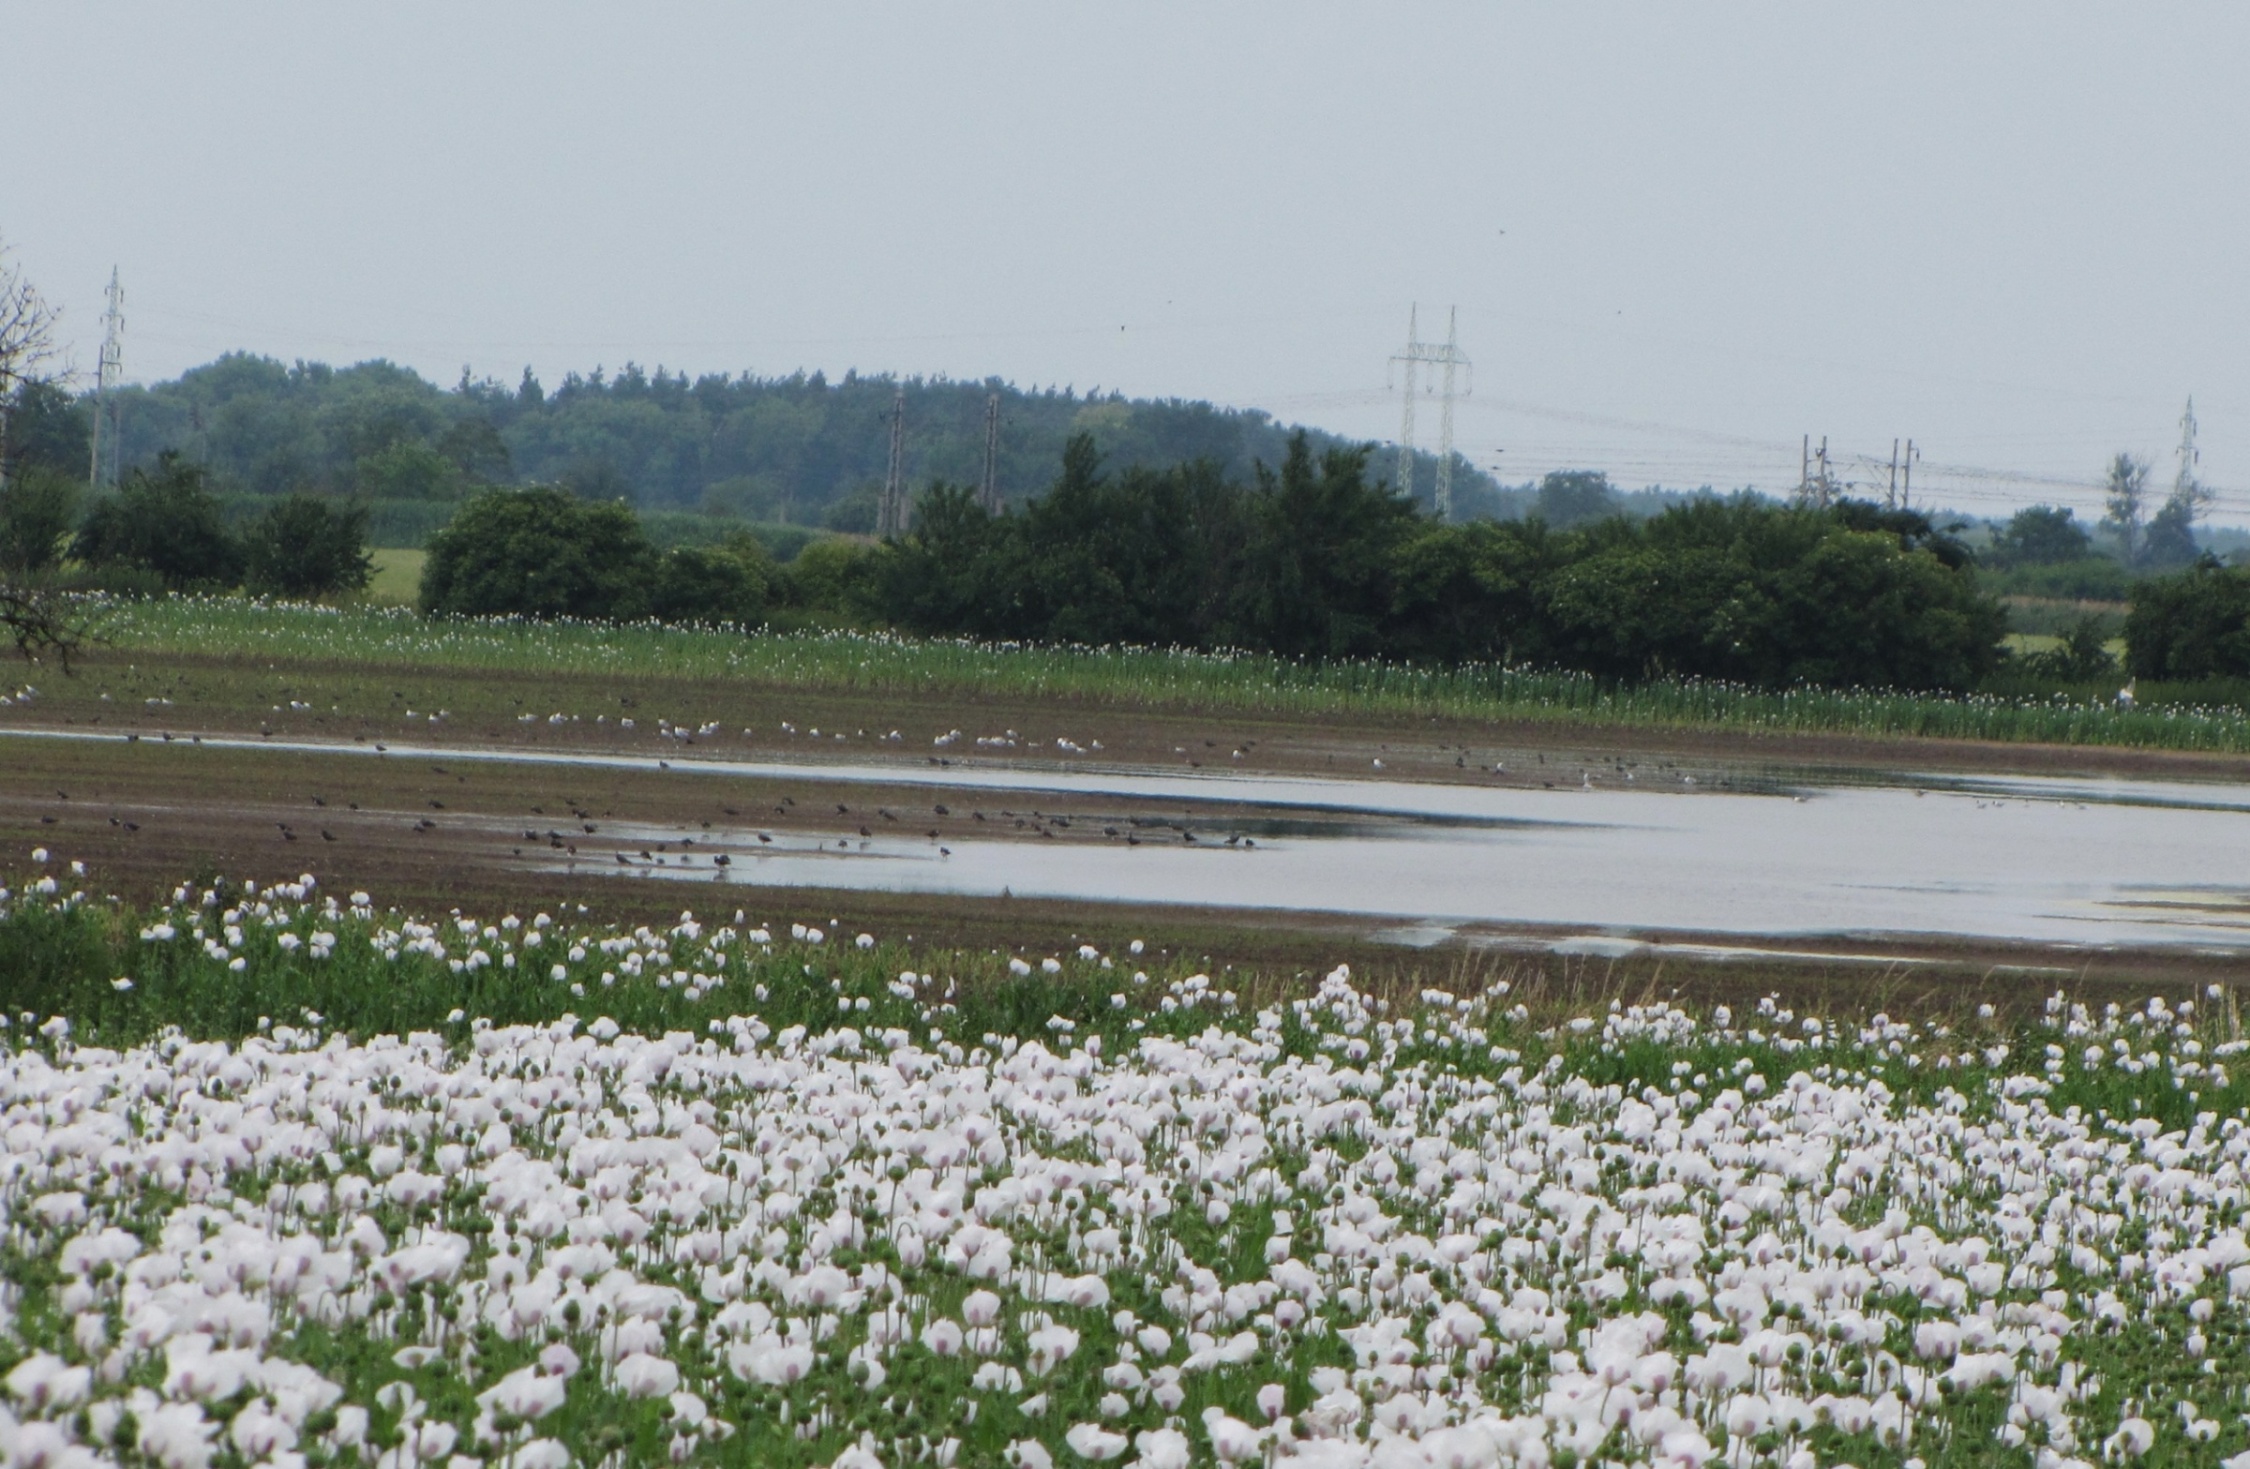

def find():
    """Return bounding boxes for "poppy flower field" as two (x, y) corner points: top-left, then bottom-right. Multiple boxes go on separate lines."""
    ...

(4, 850), (2250, 1468)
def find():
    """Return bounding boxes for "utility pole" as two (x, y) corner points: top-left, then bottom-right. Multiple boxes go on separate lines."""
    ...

(1901, 439), (1916, 509)
(980, 391), (1002, 513)
(1390, 304), (1472, 520)
(88, 267), (124, 488)
(1888, 439), (1900, 510)
(878, 387), (906, 538)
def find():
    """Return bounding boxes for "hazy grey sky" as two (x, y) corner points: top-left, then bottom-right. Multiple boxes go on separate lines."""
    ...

(6, 4), (2246, 520)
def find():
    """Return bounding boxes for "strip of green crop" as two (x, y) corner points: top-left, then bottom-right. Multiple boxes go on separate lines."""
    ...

(81, 596), (2250, 752)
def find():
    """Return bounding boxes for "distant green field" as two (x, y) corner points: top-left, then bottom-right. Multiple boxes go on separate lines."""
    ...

(363, 548), (426, 607)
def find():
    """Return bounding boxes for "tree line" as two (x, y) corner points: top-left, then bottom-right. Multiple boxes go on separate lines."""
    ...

(64, 352), (1510, 531)
(413, 432), (2010, 691)
(11, 409), (2250, 690)
(869, 434), (2008, 689)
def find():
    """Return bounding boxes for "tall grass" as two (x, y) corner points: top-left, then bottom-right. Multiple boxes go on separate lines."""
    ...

(82, 596), (2250, 752)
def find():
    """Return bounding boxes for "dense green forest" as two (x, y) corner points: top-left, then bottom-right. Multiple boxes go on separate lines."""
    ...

(30, 353), (1519, 540)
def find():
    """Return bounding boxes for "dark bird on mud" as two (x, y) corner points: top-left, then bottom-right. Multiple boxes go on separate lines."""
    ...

(859, 826), (871, 838)
(312, 796), (325, 806)
(837, 804), (850, 815)
(616, 854), (630, 865)
(758, 833), (772, 844)
(935, 805), (950, 816)
(714, 854), (731, 866)
(321, 830), (337, 842)
(939, 847), (951, 856)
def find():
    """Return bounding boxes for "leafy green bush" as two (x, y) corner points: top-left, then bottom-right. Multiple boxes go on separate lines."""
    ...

(649, 535), (771, 625)
(1986, 503), (2092, 567)
(419, 487), (654, 620)
(240, 493), (374, 598)
(0, 464), (81, 573)
(1537, 499), (2002, 689)
(2019, 613), (2117, 682)
(71, 451), (243, 589)
(776, 536), (878, 619)
(2125, 557), (2250, 679)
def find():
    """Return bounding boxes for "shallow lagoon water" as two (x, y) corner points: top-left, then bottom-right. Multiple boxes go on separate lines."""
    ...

(612, 778), (2250, 951)
(8, 727), (2248, 950)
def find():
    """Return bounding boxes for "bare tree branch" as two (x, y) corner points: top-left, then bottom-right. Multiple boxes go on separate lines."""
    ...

(0, 235), (88, 669)
(0, 579), (97, 671)
(0, 234), (63, 484)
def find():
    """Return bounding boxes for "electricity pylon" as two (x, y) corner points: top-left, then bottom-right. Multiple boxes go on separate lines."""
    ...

(88, 268), (124, 487)
(1391, 305), (1471, 520)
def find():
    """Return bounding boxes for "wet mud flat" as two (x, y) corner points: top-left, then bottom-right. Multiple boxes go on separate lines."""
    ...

(13, 644), (2250, 796)
(5, 723), (2249, 999)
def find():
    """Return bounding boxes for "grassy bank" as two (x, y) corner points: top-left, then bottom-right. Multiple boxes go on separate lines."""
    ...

(70, 597), (2250, 754)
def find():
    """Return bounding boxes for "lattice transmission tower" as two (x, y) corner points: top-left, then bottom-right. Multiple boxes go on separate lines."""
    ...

(2175, 396), (2208, 513)
(1390, 305), (1471, 520)
(88, 268), (125, 487)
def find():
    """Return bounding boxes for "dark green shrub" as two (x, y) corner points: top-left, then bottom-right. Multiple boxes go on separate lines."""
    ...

(0, 465), (82, 573)
(72, 452), (242, 589)
(2125, 558), (2250, 680)
(650, 535), (771, 625)
(2021, 614), (2118, 682)
(1987, 505), (2092, 567)
(776, 537), (877, 618)
(241, 494), (374, 598)
(419, 487), (654, 620)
